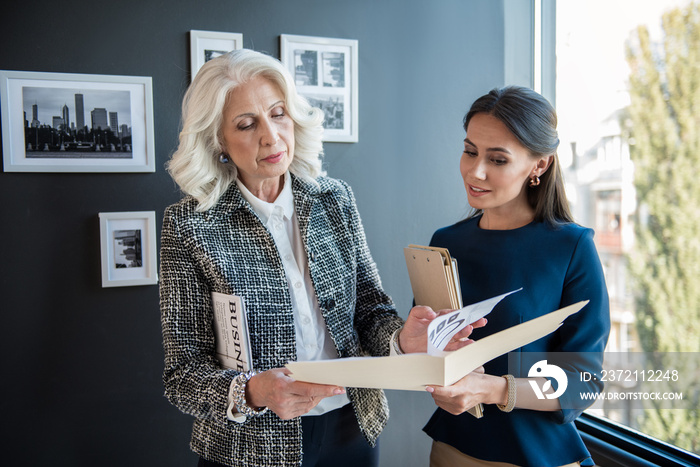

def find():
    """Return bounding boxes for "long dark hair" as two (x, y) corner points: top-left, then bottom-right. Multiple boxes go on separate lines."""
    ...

(463, 85), (574, 225)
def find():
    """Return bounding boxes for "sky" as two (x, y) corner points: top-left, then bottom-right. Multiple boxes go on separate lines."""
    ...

(22, 86), (132, 128)
(556, 0), (691, 158)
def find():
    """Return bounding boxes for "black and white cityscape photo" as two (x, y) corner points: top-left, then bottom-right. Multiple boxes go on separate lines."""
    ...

(22, 86), (133, 159)
(293, 49), (318, 86)
(204, 49), (226, 61)
(113, 228), (142, 269)
(322, 51), (345, 87)
(305, 95), (344, 130)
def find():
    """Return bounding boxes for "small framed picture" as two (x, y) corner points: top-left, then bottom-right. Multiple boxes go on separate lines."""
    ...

(190, 30), (243, 79)
(280, 34), (358, 143)
(99, 211), (158, 288)
(0, 70), (155, 173)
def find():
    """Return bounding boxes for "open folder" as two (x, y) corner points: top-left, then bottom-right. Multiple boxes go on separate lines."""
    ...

(286, 300), (587, 390)
(286, 246), (588, 417)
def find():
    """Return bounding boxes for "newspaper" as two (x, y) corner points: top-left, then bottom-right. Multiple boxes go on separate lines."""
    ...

(211, 291), (252, 372)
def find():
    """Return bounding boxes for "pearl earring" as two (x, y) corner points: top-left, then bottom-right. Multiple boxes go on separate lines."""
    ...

(219, 153), (230, 164)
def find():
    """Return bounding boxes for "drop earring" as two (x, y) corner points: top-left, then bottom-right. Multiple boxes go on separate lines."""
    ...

(529, 175), (541, 187)
(219, 153), (230, 164)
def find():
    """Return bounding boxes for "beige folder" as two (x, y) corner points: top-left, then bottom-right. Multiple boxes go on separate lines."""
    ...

(286, 301), (587, 392)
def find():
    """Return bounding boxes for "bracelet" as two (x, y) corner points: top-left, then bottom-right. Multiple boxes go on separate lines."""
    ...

(497, 374), (516, 412)
(391, 328), (405, 355)
(232, 370), (269, 418)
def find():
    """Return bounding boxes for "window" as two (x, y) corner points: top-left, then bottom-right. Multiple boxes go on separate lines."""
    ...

(555, 0), (699, 459)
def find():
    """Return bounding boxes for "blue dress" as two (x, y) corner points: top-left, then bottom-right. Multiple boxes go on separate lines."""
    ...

(423, 215), (611, 467)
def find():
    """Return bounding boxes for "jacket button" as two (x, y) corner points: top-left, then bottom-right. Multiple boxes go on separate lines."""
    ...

(325, 299), (336, 309)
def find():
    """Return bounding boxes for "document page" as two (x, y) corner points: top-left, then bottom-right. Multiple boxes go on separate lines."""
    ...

(427, 288), (521, 356)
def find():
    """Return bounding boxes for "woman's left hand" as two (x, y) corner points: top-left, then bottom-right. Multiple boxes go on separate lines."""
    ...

(425, 367), (501, 415)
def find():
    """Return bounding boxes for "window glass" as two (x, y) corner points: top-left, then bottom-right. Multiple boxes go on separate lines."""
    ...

(556, 0), (699, 454)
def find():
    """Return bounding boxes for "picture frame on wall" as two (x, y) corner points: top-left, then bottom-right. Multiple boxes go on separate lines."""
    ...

(280, 34), (358, 143)
(99, 211), (158, 288)
(190, 30), (243, 79)
(0, 70), (155, 173)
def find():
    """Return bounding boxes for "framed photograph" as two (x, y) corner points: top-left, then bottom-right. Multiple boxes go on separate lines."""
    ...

(0, 70), (155, 173)
(280, 34), (358, 143)
(98, 211), (158, 288)
(190, 30), (243, 79)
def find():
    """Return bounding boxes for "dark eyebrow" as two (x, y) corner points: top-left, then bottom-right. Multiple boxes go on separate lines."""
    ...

(464, 137), (512, 154)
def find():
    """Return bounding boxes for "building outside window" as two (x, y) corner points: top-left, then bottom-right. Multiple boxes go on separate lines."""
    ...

(556, 0), (699, 455)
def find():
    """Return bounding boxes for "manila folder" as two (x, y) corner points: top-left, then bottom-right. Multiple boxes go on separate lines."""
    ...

(286, 301), (587, 391)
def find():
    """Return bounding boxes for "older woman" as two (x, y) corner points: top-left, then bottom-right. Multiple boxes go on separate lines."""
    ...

(160, 49), (456, 467)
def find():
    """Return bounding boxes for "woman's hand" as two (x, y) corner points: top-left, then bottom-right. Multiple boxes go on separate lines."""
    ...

(425, 367), (504, 415)
(428, 372), (563, 414)
(399, 306), (487, 353)
(245, 368), (346, 420)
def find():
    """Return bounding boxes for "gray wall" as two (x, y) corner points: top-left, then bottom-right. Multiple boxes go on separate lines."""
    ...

(0, 1), (522, 465)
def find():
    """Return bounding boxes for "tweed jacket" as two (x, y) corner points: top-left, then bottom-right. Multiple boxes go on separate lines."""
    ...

(160, 174), (403, 467)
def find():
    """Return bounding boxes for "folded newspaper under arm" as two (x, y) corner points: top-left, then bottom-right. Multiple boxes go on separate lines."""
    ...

(211, 291), (252, 372)
(285, 300), (587, 390)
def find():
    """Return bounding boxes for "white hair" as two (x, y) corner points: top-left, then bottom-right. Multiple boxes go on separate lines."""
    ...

(167, 49), (325, 211)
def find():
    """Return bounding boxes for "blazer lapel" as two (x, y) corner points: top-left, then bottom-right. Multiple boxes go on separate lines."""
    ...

(291, 174), (321, 248)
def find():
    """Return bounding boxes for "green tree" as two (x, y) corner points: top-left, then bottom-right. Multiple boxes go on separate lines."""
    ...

(624, 1), (700, 453)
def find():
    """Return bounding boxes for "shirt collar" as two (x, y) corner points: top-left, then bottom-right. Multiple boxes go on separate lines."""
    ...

(236, 171), (294, 225)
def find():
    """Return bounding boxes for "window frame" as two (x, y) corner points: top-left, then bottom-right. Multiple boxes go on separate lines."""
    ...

(576, 413), (700, 466)
(503, 0), (556, 104)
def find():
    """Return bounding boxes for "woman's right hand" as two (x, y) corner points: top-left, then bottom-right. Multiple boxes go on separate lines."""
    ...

(245, 368), (346, 420)
(400, 306), (487, 353)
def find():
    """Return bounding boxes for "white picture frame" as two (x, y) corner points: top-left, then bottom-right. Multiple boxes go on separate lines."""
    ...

(280, 34), (358, 143)
(190, 30), (243, 79)
(0, 70), (155, 173)
(99, 211), (158, 288)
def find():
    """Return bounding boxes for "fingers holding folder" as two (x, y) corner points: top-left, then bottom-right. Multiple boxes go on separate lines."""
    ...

(400, 306), (486, 354)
